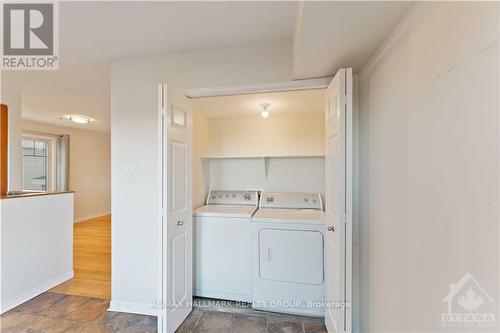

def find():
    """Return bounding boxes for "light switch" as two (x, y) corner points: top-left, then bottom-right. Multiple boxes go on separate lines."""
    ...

(122, 165), (135, 178)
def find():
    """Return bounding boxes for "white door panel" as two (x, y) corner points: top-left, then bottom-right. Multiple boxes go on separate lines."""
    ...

(324, 68), (352, 332)
(171, 141), (187, 213)
(172, 232), (187, 302)
(159, 84), (193, 333)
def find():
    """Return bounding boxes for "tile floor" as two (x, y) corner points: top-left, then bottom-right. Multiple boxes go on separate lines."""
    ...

(0, 292), (156, 333)
(177, 307), (327, 333)
(0, 293), (327, 333)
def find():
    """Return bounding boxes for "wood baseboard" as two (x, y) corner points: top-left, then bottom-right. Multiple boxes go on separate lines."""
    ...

(74, 212), (111, 223)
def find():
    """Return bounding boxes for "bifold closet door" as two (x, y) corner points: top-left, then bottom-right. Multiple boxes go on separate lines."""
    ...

(159, 84), (193, 333)
(324, 68), (353, 333)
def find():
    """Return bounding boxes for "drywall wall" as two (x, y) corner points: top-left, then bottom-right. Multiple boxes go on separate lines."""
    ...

(207, 113), (324, 157)
(111, 42), (293, 313)
(1, 87), (22, 191)
(192, 110), (210, 209)
(207, 157), (325, 196)
(358, 2), (499, 332)
(0, 193), (73, 314)
(22, 121), (111, 222)
(195, 112), (325, 199)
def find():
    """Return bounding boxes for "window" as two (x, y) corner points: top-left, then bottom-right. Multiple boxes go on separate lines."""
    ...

(22, 137), (52, 191)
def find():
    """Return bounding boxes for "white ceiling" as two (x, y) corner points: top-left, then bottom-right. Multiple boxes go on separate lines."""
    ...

(193, 89), (325, 119)
(3, 1), (298, 131)
(60, 1), (297, 61)
(293, 1), (413, 78)
(2, 1), (413, 132)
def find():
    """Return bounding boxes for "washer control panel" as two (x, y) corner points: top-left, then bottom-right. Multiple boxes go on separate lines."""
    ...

(259, 192), (323, 210)
(207, 190), (259, 206)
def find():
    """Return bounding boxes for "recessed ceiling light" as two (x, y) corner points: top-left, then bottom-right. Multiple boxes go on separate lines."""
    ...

(60, 115), (91, 124)
(260, 103), (270, 118)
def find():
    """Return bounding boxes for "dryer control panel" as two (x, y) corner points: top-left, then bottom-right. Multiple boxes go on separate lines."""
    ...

(207, 190), (259, 206)
(259, 192), (323, 210)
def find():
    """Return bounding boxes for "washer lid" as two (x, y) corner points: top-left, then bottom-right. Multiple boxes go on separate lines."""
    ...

(193, 205), (258, 218)
(252, 208), (325, 224)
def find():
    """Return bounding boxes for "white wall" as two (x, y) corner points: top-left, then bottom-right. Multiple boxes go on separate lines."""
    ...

(111, 42), (293, 313)
(358, 2), (499, 332)
(207, 113), (324, 157)
(0, 193), (74, 313)
(207, 157), (325, 197)
(1, 87), (22, 191)
(192, 110), (210, 209)
(198, 113), (325, 200)
(22, 121), (111, 222)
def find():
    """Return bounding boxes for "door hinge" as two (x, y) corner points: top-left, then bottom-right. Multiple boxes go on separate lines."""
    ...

(160, 101), (166, 116)
(161, 85), (165, 109)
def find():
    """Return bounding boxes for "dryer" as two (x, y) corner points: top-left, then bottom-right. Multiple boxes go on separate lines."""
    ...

(193, 190), (258, 302)
(251, 192), (325, 317)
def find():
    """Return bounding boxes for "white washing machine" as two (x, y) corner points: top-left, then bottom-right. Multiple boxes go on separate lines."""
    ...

(252, 192), (325, 317)
(193, 190), (259, 302)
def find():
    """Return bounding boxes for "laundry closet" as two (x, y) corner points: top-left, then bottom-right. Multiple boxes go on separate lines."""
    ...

(190, 88), (327, 317)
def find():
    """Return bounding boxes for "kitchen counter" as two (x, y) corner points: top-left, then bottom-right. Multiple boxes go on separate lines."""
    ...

(0, 191), (74, 200)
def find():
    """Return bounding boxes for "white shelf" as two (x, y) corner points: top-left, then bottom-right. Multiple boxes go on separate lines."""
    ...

(201, 154), (325, 180)
(201, 154), (325, 159)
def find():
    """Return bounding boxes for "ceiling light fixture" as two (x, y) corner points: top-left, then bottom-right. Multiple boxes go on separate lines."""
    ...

(260, 103), (270, 118)
(60, 115), (91, 124)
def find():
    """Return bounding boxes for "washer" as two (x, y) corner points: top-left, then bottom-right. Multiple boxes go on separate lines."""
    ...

(193, 190), (259, 302)
(252, 192), (325, 317)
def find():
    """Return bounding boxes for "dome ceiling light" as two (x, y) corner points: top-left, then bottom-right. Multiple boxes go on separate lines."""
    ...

(260, 103), (270, 118)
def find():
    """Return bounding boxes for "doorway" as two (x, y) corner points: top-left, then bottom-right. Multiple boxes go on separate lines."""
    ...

(19, 126), (112, 301)
(159, 68), (353, 333)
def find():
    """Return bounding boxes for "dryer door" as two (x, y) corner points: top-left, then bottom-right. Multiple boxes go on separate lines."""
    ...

(259, 229), (324, 285)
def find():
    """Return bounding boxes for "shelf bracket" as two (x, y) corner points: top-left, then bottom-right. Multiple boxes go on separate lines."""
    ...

(263, 157), (270, 180)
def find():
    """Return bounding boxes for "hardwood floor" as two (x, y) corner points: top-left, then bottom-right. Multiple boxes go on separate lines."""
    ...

(51, 215), (111, 299)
